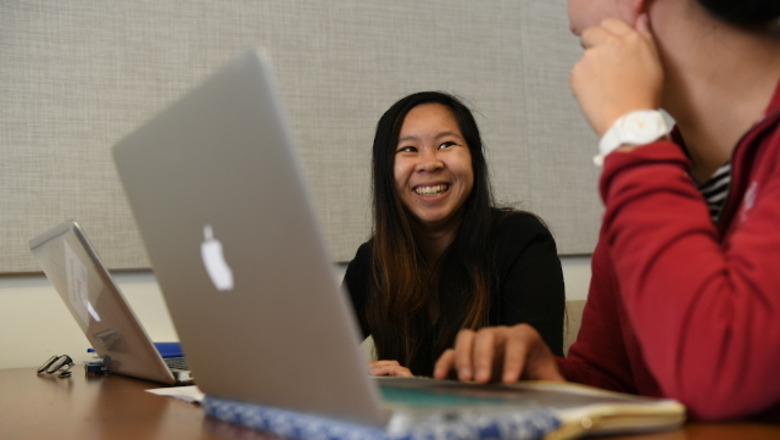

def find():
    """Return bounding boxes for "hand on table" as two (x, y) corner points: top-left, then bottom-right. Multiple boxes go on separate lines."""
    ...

(369, 360), (413, 377)
(433, 324), (564, 384)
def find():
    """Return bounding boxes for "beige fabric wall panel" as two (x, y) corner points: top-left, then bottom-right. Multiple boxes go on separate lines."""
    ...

(0, 1), (601, 273)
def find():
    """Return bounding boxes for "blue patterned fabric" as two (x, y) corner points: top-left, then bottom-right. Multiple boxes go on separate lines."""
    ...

(203, 396), (561, 440)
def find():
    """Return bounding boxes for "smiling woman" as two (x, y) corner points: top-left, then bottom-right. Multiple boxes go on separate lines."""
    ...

(392, 103), (475, 257)
(342, 91), (566, 377)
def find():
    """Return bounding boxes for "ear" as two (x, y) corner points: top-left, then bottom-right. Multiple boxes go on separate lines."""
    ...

(630, 0), (652, 28)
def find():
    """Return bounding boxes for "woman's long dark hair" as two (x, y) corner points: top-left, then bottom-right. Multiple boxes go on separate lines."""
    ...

(367, 91), (498, 375)
(698, 0), (780, 26)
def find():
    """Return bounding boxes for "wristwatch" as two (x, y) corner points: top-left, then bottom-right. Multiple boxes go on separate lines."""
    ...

(594, 109), (671, 166)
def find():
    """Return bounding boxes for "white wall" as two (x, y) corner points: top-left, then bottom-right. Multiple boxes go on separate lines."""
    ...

(0, 256), (591, 370)
(2, 1), (602, 274)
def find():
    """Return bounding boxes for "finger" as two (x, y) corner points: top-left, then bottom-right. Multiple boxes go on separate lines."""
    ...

(452, 329), (477, 381)
(579, 25), (609, 49)
(524, 337), (566, 382)
(522, 352), (564, 382)
(369, 365), (389, 376)
(580, 17), (635, 49)
(599, 17), (634, 35)
(501, 327), (530, 383)
(369, 360), (401, 376)
(388, 366), (413, 378)
(433, 349), (456, 379)
(370, 360), (401, 368)
(370, 364), (408, 376)
(471, 328), (500, 383)
(505, 325), (565, 382)
(534, 361), (566, 382)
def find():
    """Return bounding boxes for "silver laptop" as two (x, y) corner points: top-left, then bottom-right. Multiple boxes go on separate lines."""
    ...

(29, 220), (193, 385)
(113, 50), (389, 425)
(112, 50), (685, 434)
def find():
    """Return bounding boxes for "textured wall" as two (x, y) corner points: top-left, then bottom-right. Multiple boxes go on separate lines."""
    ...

(1, 0), (601, 272)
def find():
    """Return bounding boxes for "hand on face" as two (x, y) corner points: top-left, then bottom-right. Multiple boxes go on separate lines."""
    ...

(570, 14), (664, 136)
(433, 324), (564, 384)
(369, 360), (414, 377)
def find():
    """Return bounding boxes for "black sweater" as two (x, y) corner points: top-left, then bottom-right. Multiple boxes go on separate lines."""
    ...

(342, 210), (566, 376)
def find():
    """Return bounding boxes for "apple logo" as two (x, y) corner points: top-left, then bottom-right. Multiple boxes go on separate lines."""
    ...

(200, 224), (234, 292)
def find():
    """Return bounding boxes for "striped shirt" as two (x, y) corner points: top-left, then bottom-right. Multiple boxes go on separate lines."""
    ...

(697, 163), (731, 224)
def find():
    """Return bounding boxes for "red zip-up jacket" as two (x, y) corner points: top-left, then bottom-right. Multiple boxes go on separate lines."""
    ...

(559, 80), (780, 421)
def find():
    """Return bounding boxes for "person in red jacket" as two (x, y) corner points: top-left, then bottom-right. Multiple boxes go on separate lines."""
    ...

(433, 0), (780, 422)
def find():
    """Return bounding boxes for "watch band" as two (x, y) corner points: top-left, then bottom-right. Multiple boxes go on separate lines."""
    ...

(594, 109), (670, 166)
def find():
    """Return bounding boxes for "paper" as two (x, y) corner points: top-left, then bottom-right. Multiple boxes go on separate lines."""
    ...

(146, 385), (204, 404)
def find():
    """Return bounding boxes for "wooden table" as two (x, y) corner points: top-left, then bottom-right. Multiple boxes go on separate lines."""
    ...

(1, 367), (777, 439)
(0, 367), (277, 439)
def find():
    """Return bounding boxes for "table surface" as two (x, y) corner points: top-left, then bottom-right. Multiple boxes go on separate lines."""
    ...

(1, 366), (778, 440)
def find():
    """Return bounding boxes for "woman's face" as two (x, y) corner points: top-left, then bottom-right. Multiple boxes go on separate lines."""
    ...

(393, 103), (474, 232)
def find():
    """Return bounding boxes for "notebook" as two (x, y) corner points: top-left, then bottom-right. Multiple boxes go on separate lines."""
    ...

(111, 50), (685, 438)
(29, 220), (193, 385)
